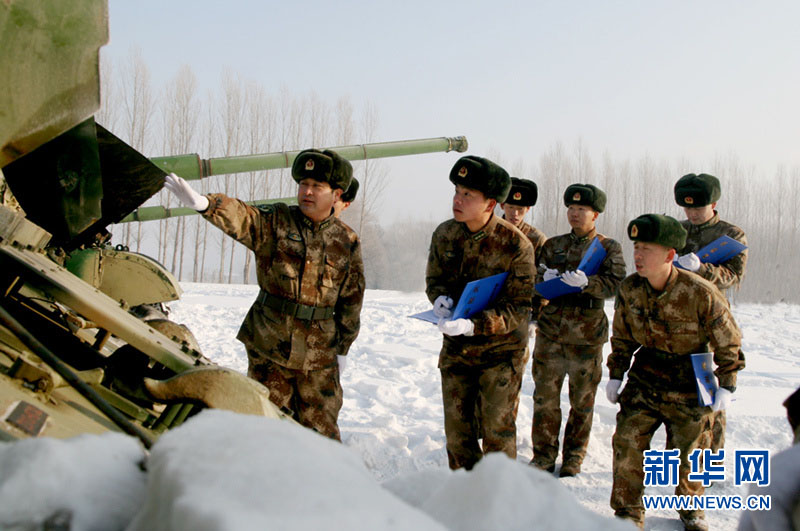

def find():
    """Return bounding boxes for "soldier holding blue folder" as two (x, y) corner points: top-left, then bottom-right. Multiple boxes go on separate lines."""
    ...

(530, 184), (626, 477)
(606, 214), (745, 531)
(426, 155), (534, 471)
(674, 173), (748, 454)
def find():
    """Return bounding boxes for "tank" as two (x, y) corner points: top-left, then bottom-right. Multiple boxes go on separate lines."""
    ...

(0, 0), (468, 446)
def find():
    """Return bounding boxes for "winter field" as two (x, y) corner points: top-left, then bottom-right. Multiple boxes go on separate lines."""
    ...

(1, 283), (798, 530)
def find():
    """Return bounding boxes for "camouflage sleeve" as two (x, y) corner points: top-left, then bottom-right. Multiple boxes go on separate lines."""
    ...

(702, 289), (745, 389)
(334, 237), (365, 356)
(472, 241), (534, 336)
(425, 228), (450, 304)
(583, 238), (626, 300)
(608, 290), (639, 380)
(201, 193), (272, 254)
(697, 229), (748, 291)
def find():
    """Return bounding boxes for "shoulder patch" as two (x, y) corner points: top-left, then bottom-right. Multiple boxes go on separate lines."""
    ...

(257, 204), (274, 214)
(288, 233), (303, 242)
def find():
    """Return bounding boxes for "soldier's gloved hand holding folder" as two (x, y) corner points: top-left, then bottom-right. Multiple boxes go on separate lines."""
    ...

(535, 237), (605, 300)
(410, 272), (509, 324)
(674, 235), (747, 269)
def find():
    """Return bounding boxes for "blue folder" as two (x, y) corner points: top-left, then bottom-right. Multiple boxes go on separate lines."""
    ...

(691, 352), (717, 406)
(676, 235), (747, 269)
(410, 272), (510, 324)
(535, 237), (607, 300)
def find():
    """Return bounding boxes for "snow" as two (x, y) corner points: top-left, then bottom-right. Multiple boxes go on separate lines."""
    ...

(1, 283), (798, 530)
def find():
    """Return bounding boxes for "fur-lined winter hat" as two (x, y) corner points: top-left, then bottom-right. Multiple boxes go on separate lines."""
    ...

(449, 156), (511, 202)
(340, 177), (359, 202)
(504, 177), (538, 207)
(674, 173), (721, 207)
(563, 183), (606, 213)
(291, 149), (352, 191)
(627, 214), (687, 250)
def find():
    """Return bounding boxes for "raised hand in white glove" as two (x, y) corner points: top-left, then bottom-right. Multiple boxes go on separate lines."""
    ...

(433, 295), (454, 319)
(676, 253), (702, 272)
(438, 317), (474, 337)
(164, 173), (209, 212)
(542, 266), (560, 282)
(711, 387), (733, 412)
(337, 355), (347, 374)
(606, 379), (622, 404)
(561, 270), (589, 289)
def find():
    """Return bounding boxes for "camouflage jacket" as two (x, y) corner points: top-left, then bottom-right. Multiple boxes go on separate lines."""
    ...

(680, 212), (748, 292)
(202, 194), (365, 371)
(535, 229), (626, 345)
(608, 267), (744, 393)
(514, 219), (548, 320)
(426, 215), (534, 366)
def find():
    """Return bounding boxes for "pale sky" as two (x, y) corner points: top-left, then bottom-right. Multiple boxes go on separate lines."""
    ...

(104, 0), (800, 223)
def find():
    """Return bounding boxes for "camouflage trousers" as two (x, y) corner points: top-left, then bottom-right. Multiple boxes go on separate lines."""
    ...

(440, 350), (527, 470)
(710, 410), (726, 452)
(611, 382), (713, 526)
(531, 335), (602, 470)
(247, 351), (343, 441)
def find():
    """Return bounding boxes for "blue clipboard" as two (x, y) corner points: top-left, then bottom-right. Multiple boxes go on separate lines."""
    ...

(676, 235), (747, 268)
(535, 237), (607, 300)
(691, 352), (717, 406)
(410, 272), (510, 324)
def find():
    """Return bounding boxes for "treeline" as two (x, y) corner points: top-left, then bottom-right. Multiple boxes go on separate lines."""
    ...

(104, 52), (793, 303)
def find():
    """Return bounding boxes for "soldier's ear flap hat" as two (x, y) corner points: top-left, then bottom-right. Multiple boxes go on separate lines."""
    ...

(674, 173), (721, 207)
(340, 177), (359, 202)
(449, 155), (511, 202)
(504, 177), (538, 207)
(563, 183), (606, 213)
(627, 214), (687, 250)
(292, 149), (353, 191)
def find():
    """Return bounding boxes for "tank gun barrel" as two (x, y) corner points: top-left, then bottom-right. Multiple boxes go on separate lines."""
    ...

(151, 135), (468, 181)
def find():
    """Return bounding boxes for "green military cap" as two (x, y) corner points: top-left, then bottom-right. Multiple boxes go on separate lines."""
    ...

(340, 177), (359, 202)
(504, 177), (538, 207)
(627, 214), (687, 250)
(292, 149), (353, 191)
(563, 183), (606, 213)
(674, 173), (721, 207)
(449, 155), (511, 202)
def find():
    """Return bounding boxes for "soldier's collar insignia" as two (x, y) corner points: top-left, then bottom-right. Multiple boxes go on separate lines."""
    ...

(305, 159), (315, 171)
(684, 196), (694, 205)
(288, 233), (302, 242)
(300, 216), (313, 228)
(472, 231), (487, 242)
(319, 219), (331, 230)
(458, 166), (468, 178)
(513, 192), (522, 200)
(573, 192), (581, 201)
(630, 224), (639, 238)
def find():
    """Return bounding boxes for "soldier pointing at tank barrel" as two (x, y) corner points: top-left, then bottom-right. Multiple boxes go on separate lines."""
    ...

(165, 149), (365, 441)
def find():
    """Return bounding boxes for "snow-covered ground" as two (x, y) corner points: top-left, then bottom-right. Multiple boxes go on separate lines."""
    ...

(1, 283), (798, 530)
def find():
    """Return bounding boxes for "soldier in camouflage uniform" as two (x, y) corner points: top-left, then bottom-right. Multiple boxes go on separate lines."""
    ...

(164, 149), (365, 441)
(673, 173), (748, 454)
(426, 155), (534, 471)
(500, 177), (547, 324)
(531, 184), (626, 477)
(606, 214), (744, 531)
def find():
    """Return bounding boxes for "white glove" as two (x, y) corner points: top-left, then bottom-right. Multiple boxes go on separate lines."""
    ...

(677, 253), (702, 272)
(337, 355), (347, 374)
(164, 173), (209, 211)
(561, 270), (589, 289)
(438, 318), (474, 337)
(433, 295), (454, 319)
(606, 379), (622, 404)
(542, 266), (560, 282)
(711, 388), (733, 412)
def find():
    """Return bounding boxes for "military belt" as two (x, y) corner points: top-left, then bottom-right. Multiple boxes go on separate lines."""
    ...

(256, 290), (334, 320)
(551, 294), (605, 309)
